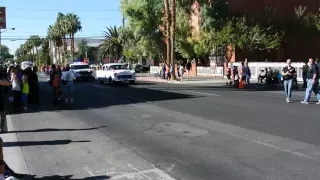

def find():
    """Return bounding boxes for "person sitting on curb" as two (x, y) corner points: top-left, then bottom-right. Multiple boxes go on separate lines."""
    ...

(0, 137), (24, 179)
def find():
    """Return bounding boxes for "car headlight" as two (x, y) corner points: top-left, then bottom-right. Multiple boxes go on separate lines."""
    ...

(132, 72), (136, 76)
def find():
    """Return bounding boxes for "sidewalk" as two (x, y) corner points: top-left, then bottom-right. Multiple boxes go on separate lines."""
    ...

(1, 81), (176, 179)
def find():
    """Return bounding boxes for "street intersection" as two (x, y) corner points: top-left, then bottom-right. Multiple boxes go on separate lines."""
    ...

(2, 75), (320, 180)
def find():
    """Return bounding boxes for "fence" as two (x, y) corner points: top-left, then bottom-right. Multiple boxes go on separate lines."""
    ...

(149, 65), (224, 76)
(150, 62), (306, 80)
(196, 66), (224, 76)
(232, 62), (305, 81)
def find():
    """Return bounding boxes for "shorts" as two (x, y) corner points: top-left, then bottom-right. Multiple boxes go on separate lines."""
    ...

(63, 82), (75, 94)
(21, 93), (28, 103)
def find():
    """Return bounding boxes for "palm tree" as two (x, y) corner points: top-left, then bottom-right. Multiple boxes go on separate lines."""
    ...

(47, 24), (63, 63)
(56, 12), (69, 61)
(98, 26), (123, 61)
(66, 13), (82, 58)
(24, 40), (33, 61)
(171, 0), (176, 69)
(164, 0), (171, 64)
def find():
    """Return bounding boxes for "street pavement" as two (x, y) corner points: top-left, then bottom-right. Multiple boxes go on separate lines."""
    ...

(2, 74), (320, 180)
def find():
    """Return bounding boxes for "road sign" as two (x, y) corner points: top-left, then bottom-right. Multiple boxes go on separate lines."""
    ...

(0, 7), (6, 29)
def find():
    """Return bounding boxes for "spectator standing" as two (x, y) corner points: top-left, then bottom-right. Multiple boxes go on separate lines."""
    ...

(21, 73), (29, 111)
(61, 66), (76, 104)
(10, 68), (21, 112)
(282, 59), (296, 103)
(185, 60), (192, 79)
(301, 58), (320, 104)
(302, 62), (309, 88)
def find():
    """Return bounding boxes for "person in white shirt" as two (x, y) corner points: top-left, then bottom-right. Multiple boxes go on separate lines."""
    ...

(61, 66), (76, 104)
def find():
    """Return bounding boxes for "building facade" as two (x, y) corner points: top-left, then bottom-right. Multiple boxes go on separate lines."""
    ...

(49, 38), (102, 64)
(192, 0), (320, 62)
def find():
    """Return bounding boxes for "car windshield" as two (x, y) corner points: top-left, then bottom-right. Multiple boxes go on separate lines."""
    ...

(72, 65), (90, 70)
(110, 65), (126, 70)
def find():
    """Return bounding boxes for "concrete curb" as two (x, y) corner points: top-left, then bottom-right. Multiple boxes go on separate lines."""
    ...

(3, 115), (31, 175)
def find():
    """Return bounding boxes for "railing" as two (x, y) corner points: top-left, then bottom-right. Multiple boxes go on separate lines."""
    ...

(150, 66), (159, 74)
(232, 62), (305, 81)
(196, 66), (224, 77)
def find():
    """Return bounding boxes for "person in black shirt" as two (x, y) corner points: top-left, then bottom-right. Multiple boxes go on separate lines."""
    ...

(185, 60), (192, 79)
(301, 58), (320, 104)
(281, 59), (296, 103)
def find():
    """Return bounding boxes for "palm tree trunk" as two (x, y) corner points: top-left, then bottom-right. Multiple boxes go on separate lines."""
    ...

(63, 35), (67, 63)
(58, 46), (61, 64)
(171, 0), (176, 78)
(32, 48), (35, 62)
(36, 47), (39, 67)
(164, 0), (171, 65)
(71, 33), (75, 59)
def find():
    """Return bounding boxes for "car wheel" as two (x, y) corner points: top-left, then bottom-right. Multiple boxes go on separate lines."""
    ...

(100, 80), (104, 84)
(129, 80), (135, 85)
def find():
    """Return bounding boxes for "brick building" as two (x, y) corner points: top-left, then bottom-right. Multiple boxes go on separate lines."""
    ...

(192, 0), (320, 62)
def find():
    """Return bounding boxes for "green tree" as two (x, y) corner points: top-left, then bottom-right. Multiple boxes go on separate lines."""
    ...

(98, 26), (123, 61)
(56, 12), (70, 60)
(66, 13), (82, 58)
(199, 2), (283, 62)
(0, 45), (12, 59)
(77, 39), (88, 59)
(47, 24), (63, 63)
(120, 0), (164, 61)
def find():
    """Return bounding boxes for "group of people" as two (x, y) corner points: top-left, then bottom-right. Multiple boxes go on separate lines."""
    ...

(49, 64), (76, 104)
(5, 65), (39, 112)
(282, 58), (320, 104)
(158, 60), (192, 82)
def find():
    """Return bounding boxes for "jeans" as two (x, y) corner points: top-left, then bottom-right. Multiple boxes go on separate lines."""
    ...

(284, 79), (293, 100)
(303, 79), (320, 102)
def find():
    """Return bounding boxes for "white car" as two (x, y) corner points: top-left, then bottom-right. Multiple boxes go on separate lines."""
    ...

(95, 63), (136, 84)
(70, 62), (95, 81)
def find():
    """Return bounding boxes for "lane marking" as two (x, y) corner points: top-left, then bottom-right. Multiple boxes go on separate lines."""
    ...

(184, 90), (222, 97)
(83, 167), (95, 176)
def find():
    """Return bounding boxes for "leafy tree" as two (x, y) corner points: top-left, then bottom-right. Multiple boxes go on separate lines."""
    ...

(0, 45), (13, 60)
(66, 13), (82, 57)
(120, 0), (165, 61)
(77, 39), (88, 59)
(198, 2), (283, 62)
(98, 26), (123, 61)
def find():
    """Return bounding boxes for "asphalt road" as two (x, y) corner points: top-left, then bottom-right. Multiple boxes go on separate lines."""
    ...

(7, 76), (320, 180)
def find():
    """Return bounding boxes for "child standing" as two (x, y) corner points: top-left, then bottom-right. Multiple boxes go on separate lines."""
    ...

(21, 73), (29, 112)
(10, 69), (21, 112)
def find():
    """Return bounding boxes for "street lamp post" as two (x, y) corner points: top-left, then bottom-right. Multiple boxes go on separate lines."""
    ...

(0, 28), (15, 61)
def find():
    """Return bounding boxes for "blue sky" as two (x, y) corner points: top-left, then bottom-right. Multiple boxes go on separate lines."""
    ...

(1, 0), (122, 54)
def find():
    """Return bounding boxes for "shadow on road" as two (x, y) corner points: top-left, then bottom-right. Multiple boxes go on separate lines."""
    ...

(20, 80), (200, 113)
(1, 126), (107, 134)
(3, 140), (90, 147)
(22, 175), (111, 180)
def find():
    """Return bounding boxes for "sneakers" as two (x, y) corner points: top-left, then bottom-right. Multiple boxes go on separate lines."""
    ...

(301, 101), (309, 104)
